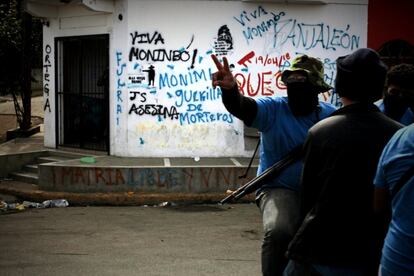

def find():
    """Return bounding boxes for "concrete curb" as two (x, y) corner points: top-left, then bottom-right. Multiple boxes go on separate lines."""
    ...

(0, 182), (255, 206)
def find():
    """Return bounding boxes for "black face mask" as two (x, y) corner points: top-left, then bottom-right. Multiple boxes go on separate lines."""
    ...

(383, 93), (409, 122)
(287, 82), (319, 116)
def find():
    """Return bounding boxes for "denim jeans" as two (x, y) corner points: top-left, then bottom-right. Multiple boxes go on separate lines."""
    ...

(282, 260), (321, 276)
(258, 188), (301, 276)
(283, 260), (368, 276)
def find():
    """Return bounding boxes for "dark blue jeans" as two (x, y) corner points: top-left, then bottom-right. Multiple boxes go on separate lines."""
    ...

(258, 188), (301, 276)
(283, 260), (368, 276)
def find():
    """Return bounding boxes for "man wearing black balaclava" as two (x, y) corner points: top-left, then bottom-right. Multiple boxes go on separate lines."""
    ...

(377, 63), (414, 125)
(211, 54), (336, 276)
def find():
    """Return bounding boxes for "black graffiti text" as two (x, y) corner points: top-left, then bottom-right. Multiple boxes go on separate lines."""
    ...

(129, 48), (191, 62)
(129, 91), (147, 102)
(129, 104), (180, 120)
(43, 44), (52, 112)
(130, 31), (165, 45)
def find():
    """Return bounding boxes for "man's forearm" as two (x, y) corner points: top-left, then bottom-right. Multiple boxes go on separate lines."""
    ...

(221, 84), (257, 126)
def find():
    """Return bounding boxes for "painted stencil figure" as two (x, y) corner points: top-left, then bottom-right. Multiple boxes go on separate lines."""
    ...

(143, 65), (155, 86)
(211, 54), (336, 276)
(217, 25), (233, 50)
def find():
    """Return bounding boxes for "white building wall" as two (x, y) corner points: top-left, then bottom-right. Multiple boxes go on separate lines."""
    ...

(111, 0), (129, 156)
(42, 21), (56, 148)
(42, 4), (113, 148)
(42, 0), (367, 157)
(118, 0), (367, 157)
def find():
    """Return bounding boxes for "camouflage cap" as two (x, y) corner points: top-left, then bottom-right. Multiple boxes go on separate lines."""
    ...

(281, 55), (331, 92)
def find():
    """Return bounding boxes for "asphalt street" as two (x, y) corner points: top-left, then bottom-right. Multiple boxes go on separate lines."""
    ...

(0, 203), (262, 276)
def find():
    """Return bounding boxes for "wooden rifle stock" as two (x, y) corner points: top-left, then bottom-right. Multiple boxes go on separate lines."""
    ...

(219, 146), (303, 204)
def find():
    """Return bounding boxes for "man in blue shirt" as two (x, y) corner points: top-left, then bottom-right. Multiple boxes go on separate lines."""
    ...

(376, 64), (414, 125)
(374, 90), (414, 275)
(211, 54), (336, 276)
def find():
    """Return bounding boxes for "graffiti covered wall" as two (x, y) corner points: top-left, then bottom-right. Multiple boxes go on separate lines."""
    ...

(39, 165), (256, 193)
(110, 0), (367, 157)
(42, 24), (55, 148)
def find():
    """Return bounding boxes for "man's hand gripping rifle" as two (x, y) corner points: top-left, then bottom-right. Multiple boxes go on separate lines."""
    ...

(219, 146), (303, 205)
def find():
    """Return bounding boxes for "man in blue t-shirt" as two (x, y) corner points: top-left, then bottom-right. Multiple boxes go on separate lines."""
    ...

(374, 124), (414, 275)
(376, 64), (414, 125)
(374, 63), (414, 275)
(211, 54), (336, 276)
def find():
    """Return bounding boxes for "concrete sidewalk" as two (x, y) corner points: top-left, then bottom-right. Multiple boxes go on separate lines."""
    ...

(0, 132), (256, 206)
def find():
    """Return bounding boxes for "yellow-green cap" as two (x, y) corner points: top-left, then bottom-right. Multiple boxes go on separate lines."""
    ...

(281, 55), (331, 92)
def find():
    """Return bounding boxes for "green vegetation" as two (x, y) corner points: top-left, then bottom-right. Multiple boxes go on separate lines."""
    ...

(0, 0), (42, 130)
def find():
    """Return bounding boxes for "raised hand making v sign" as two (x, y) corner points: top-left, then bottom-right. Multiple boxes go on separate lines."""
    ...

(210, 54), (336, 276)
(211, 54), (237, 90)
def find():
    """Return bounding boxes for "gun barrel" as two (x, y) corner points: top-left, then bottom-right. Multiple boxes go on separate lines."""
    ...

(219, 146), (303, 204)
(219, 193), (236, 205)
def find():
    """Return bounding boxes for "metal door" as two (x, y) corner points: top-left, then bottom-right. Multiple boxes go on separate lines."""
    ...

(56, 35), (109, 152)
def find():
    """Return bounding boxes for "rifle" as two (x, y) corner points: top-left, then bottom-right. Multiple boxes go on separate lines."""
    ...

(219, 146), (303, 204)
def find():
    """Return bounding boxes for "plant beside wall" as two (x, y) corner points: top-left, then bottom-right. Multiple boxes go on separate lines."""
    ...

(0, 0), (42, 136)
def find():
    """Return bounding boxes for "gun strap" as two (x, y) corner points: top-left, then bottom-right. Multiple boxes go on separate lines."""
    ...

(220, 145), (303, 204)
(236, 145), (303, 197)
(255, 145), (303, 184)
(239, 139), (260, 179)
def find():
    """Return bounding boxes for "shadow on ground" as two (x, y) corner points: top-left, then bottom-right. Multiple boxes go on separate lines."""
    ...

(166, 204), (230, 213)
(0, 115), (43, 143)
